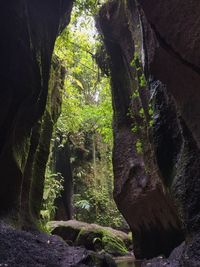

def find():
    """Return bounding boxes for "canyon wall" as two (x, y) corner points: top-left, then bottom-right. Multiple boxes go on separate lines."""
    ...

(138, 1), (200, 265)
(98, 0), (200, 260)
(0, 0), (73, 227)
(1, 0), (200, 265)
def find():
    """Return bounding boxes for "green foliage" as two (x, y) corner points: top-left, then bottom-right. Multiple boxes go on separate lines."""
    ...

(75, 199), (90, 211)
(74, 0), (105, 16)
(139, 107), (145, 118)
(129, 51), (154, 157)
(74, 176), (125, 228)
(54, 7), (113, 145)
(40, 168), (64, 222)
(135, 139), (143, 154)
(132, 89), (139, 98)
(50, 4), (124, 229)
(131, 125), (138, 134)
(139, 73), (147, 87)
(102, 235), (128, 256)
(76, 227), (129, 256)
(130, 52), (139, 68)
(148, 103), (154, 127)
(131, 52), (147, 88)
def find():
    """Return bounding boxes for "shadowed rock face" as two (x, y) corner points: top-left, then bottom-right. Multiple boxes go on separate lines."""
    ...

(138, 0), (200, 265)
(99, 0), (200, 263)
(98, 0), (183, 259)
(0, 1), (73, 225)
(0, 221), (116, 267)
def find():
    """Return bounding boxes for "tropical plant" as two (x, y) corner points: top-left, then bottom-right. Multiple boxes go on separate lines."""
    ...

(42, 2), (126, 230)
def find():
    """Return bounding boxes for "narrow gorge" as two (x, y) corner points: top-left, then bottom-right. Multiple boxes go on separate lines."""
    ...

(0, 1), (200, 267)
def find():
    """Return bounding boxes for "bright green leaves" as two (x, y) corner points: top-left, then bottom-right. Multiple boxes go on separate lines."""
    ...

(135, 140), (143, 154)
(41, 168), (64, 222)
(139, 73), (147, 87)
(57, 80), (83, 133)
(54, 5), (113, 146)
(74, 0), (107, 16)
(48, 2), (122, 229)
(129, 51), (155, 156)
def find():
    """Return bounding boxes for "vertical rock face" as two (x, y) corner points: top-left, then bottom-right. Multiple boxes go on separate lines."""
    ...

(29, 57), (66, 222)
(99, 0), (200, 263)
(98, 0), (184, 259)
(0, 1), (73, 225)
(137, 0), (200, 265)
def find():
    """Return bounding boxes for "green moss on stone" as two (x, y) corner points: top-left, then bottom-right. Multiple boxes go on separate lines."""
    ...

(102, 234), (128, 256)
(76, 227), (128, 256)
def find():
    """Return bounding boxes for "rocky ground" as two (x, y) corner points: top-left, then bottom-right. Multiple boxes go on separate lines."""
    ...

(141, 243), (185, 267)
(0, 221), (116, 267)
(0, 220), (193, 267)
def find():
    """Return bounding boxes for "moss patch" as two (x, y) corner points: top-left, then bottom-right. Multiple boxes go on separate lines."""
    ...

(76, 227), (128, 256)
(102, 234), (128, 256)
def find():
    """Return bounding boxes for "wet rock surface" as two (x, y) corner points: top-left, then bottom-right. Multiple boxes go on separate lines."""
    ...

(141, 242), (185, 267)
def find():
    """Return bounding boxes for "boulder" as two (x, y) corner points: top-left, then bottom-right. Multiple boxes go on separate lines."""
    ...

(49, 220), (132, 256)
(0, 221), (91, 266)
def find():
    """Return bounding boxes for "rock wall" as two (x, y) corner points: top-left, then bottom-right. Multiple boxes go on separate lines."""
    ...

(98, 0), (184, 259)
(28, 56), (66, 223)
(0, 0), (73, 227)
(138, 1), (200, 265)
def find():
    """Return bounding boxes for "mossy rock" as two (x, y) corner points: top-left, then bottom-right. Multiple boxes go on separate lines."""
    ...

(48, 220), (87, 245)
(48, 220), (131, 256)
(52, 226), (80, 245)
(102, 234), (128, 256)
(76, 228), (104, 251)
(76, 228), (128, 256)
